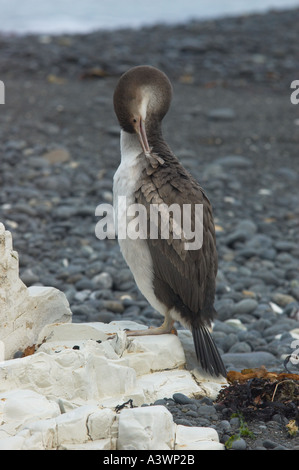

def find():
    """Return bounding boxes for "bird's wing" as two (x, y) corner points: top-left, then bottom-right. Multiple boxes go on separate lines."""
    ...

(135, 163), (217, 326)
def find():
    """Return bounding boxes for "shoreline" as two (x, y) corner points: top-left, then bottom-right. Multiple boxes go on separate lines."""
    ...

(0, 4), (297, 37)
(0, 7), (298, 88)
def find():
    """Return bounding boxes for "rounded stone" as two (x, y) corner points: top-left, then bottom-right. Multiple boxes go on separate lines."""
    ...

(231, 438), (247, 450)
(229, 341), (252, 353)
(263, 439), (278, 449)
(172, 393), (194, 405)
(92, 272), (113, 289)
(233, 299), (258, 315)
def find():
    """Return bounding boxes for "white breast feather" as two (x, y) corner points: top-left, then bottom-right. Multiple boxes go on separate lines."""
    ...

(113, 131), (167, 316)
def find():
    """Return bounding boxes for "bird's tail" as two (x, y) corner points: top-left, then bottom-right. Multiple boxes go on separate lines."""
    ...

(192, 325), (227, 377)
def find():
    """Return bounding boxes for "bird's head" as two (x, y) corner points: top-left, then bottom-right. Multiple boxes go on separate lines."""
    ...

(113, 65), (173, 154)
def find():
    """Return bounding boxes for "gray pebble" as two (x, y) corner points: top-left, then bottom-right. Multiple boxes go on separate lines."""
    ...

(214, 155), (251, 168)
(175, 418), (193, 427)
(13, 350), (24, 359)
(224, 220), (257, 247)
(92, 272), (113, 289)
(207, 108), (236, 121)
(198, 397), (214, 406)
(75, 278), (95, 291)
(229, 341), (252, 353)
(275, 241), (297, 251)
(5, 139), (26, 150)
(197, 405), (218, 419)
(222, 351), (280, 370)
(255, 270), (280, 286)
(231, 438), (247, 450)
(172, 393), (194, 405)
(54, 205), (77, 219)
(153, 399), (167, 406)
(263, 439), (279, 449)
(214, 298), (235, 321)
(233, 299), (258, 315)
(94, 310), (115, 323)
(219, 420), (231, 433)
(216, 332), (238, 353)
(85, 261), (105, 278)
(186, 410), (198, 418)
(102, 300), (124, 313)
(230, 417), (240, 428)
(74, 290), (90, 302)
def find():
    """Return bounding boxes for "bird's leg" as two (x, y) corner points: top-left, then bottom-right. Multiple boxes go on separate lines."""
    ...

(125, 311), (177, 336)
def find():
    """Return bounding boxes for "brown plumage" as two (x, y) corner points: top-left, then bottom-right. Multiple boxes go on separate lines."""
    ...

(113, 65), (226, 377)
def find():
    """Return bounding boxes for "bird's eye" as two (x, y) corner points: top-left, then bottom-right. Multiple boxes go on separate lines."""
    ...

(133, 118), (137, 123)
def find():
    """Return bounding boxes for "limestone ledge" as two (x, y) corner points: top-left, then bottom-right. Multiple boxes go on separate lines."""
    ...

(0, 223), (72, 360)
(0, 320), (226, 450)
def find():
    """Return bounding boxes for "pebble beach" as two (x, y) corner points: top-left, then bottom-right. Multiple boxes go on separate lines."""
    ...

(0, 7), (299, 450)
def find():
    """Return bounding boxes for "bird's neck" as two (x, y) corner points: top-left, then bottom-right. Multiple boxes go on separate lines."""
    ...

(120, 130), (142, 164)
(146, 121), (174, 162)
(120, 123), (174, 166)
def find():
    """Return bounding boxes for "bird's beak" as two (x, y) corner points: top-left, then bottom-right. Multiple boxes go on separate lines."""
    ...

(136, 118), (150, 154)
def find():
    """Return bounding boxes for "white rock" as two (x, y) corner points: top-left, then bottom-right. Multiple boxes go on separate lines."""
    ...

(0, 389), (60, 430)
(21, 418), (58, 450)
(0, 319), (226, 406)
(27, 285), (71, 329)
(0, 351), (84, 399)
(175, 424), (224, 450)
(16, 406), (118, 450)
(87, 408), (117, 441)
(103, 372), (199, 408)
(0, 341), (4, 362)
(290, 328), (299, 340)
(0, 434), (27, 450)
(136, 369), (202, 404)
(124, 334), (186, 374)
(55, 405), (96, 445)
(117, 406), (175, 450)
(191, 368), (227, 400)
(37, 324), (186, 378)
(37, 340), (89, 355)
(60, 439), (116, 450)
(269, 301), (283, 314)
(36, 320), (146, 346)
(14, 428), (48, 450)
(0, 348), (138, 402)
(224, 318), (247, 331)
(0, 223), (71, 359)
(0, 389), (61, 449)
(36, 322), (108, 345)
(93, 357), (137, 400)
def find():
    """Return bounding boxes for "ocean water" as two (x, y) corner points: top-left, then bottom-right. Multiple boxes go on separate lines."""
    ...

(0, 0), (298, 34)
